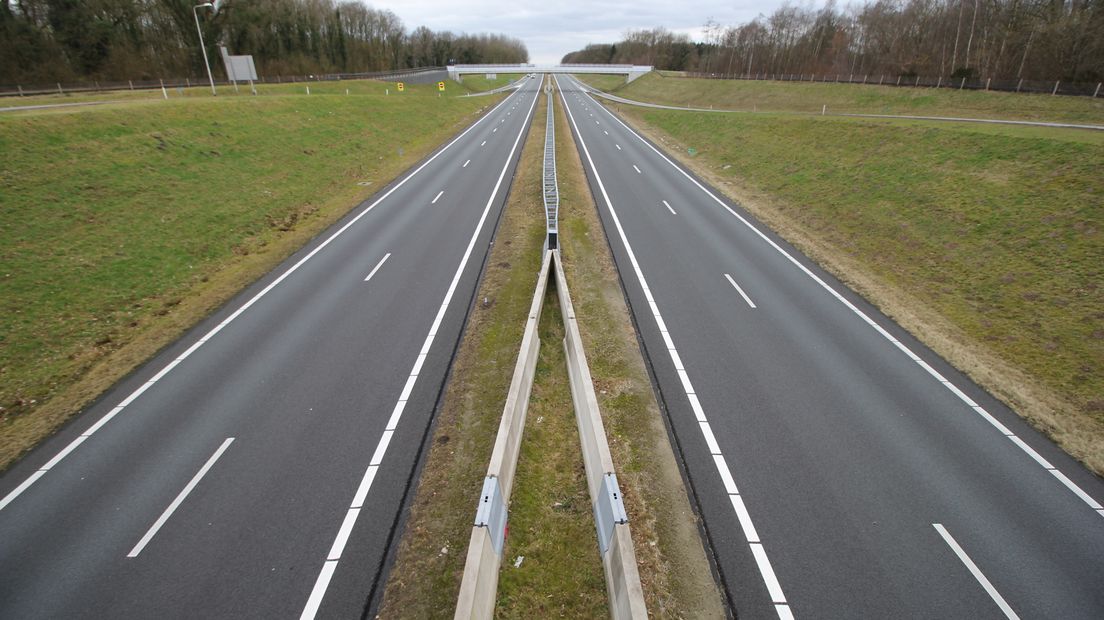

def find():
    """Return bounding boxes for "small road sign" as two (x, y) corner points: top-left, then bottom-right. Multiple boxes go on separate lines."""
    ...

(438, 81), (446, 91)
(397, 82), (404, 92)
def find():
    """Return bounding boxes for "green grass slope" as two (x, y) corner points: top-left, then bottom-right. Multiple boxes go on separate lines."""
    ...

(0, 85), (497, 467)
(583, 72), (1104, 123)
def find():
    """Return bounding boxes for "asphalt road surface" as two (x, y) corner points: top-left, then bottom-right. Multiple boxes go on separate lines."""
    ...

(0, 75), (540, 619)
(555, 74), (1104, 619)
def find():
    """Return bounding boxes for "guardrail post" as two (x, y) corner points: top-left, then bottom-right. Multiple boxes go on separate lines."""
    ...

(986, 77), (991, 91)
(1052, 80), (1060, 95)
(57, 82), (62, 95)
(17, 85), (23, 97)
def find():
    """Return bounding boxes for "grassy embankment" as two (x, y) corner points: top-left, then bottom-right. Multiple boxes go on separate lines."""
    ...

(457, 73), (526, 95)
(0, 73), (508, 108)
(0, 81), (501, 469)
(577, 73), (1104, 474)
(379, 84), (723, 616)
(583, 71), (1104, 123)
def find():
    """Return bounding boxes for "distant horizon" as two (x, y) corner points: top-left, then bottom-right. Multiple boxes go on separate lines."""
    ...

(365, 0), (805, 65)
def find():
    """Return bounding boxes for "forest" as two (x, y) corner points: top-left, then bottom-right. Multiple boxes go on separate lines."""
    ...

(563, 0), (1103, 83)
(0, 0), (529, 85)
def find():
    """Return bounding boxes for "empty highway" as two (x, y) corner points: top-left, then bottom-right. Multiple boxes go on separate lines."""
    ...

(556, 74), (1104, 619)
(0, 75), (540, 619)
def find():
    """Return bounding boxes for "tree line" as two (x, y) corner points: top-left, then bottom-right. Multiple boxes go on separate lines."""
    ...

(0, 0), (529, 85)
(562, 0), (1103, 82)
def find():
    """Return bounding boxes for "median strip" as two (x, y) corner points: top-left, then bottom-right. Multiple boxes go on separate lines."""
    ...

(456, 78), (645, 619)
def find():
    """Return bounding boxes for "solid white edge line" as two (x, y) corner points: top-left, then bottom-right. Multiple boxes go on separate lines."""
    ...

(300, 560), (339, 620)
(410, 353), (428, 376)
(0, 470), (46, 512)
(933, 523), (1020, 619)
(687, 394), (707, 422)
(370, 430), (393, 467)
(731, 495), (761, 543)
(713, 454), (739, 494)
(0, 85), (523, 515)
(41, 436), (88, 471)
(557, 74), (791, 611)
(398, 374), (418, 402)
(385, 401), (406, 431)
(363, 253), (392, 282)
(572, 75), (1104, 518)
(299, 81), (541, 619)
(350, 466), (379, 509)
(326, 507), (361, 560)
(699, 421), (722, 454)
(1008, 435), (1054, 470)
(127, 437), (234, 557)
(431, 190), (444, 204)
(677, 368), (695, 394)
(724, 273), (758, 308)
(1049, 469), (1104, 510)
(750, 543), (787, 603)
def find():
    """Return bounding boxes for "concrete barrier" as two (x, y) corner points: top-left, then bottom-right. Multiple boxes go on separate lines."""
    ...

(553, 250), (647, 619)
(455, 250), (552, 619)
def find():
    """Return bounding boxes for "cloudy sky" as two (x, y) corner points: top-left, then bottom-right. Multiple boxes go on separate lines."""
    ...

(368, 0), (813, 65)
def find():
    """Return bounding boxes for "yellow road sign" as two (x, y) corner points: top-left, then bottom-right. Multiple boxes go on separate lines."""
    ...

(438, 81), (446, 91)
(397, 82), (404, 92)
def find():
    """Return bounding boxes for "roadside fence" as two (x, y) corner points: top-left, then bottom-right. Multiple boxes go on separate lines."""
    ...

(678, 71), (1103, 98)
(0, 67), (446, 98)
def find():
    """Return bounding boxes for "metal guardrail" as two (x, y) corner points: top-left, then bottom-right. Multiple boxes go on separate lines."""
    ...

(455, 250), (551, 619)
(543, 81), (559, 250)
(455, 79), (645, 618)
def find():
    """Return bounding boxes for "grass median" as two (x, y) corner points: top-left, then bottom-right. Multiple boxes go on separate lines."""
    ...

(0, 82), (500, 470)
(577, 73), (1104, 475)
(379, 81), (725, 617)
(379, 85), (609, 618)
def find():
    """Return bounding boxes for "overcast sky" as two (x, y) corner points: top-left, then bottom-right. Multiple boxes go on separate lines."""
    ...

(368, 0), (817, 65)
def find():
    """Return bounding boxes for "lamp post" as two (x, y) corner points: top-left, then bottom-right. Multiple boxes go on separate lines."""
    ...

(193, 2), (216, 95)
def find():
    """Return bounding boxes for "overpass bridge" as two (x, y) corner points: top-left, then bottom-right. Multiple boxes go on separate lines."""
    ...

(447, 64), (652, 84)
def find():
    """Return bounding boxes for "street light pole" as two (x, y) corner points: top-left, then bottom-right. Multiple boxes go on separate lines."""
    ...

(193, 2), (216, 96)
